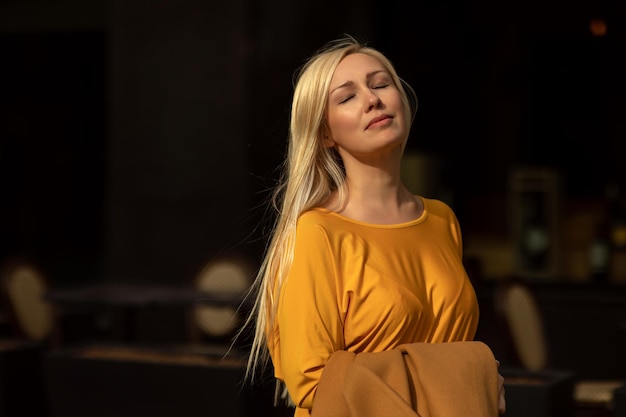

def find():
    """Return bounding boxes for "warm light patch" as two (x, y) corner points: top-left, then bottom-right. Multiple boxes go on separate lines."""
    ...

(590, 18), (607, 37)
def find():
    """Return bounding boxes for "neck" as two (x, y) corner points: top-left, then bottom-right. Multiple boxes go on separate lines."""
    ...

(328, 164), (422, 225)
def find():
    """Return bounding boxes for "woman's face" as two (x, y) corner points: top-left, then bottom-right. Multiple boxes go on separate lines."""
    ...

(325, 53), (407, 159)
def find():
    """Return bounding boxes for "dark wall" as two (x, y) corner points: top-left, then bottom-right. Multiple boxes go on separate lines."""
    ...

(0, 30), (107, 285)
(105, 0), (250, 285)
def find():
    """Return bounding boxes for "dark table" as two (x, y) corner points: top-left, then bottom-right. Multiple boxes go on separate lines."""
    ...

(46, 283), (245, 307)
(45, 283), (249, 343)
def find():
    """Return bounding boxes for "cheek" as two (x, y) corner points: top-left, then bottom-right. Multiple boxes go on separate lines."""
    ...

(388, 94), (409, 130)
(327, 109), (358, 138)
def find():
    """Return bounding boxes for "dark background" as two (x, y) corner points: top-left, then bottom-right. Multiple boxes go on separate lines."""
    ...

(1, 0), (624, 288)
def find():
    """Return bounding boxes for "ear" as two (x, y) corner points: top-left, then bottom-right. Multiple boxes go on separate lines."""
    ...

(320, 123), (335, 148)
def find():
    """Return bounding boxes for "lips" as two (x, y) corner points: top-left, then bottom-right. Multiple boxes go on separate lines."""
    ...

(366, 114), (393, 129)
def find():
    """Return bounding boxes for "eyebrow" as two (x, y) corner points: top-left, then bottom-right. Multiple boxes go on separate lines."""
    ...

(329, 70), (387, 95)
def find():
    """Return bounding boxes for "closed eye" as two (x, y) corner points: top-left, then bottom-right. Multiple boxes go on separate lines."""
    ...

(373, 83), (389, 89)
(339, 94), (355, 104)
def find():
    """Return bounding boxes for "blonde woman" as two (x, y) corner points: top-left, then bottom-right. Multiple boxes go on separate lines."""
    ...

(242, 35), (505, 417)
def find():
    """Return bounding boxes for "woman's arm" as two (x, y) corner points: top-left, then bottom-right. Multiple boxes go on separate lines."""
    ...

(274, 215), (344, 409)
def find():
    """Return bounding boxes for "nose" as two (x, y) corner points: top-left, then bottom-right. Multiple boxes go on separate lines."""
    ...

(366, 91), (381, 111)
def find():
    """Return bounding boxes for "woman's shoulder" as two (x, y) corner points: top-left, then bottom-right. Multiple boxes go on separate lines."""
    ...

(297, 207), (361, 233)
(421, 196), (451, 211)
(297, 207), (335, 226)
(421, 197), (458, 220)
(293, 208), (342, 244)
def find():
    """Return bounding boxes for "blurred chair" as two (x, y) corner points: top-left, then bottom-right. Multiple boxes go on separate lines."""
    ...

(188, 255), (254, 345)
(495, 279), (623, 416)
(494, 279), (548, 372)
(0, 258), (58, 416)
(0, 258), (60, 347)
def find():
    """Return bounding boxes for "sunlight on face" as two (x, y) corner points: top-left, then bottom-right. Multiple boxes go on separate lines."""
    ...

(326, 53), (407, 159)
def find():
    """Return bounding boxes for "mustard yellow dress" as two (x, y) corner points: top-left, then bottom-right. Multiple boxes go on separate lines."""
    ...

(269, 197), (479, 416)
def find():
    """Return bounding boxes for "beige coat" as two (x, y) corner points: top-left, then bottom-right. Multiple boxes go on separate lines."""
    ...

(310, 341), (499, 417)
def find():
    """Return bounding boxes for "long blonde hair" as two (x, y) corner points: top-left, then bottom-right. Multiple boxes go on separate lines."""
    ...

(241, 35), (417, 382)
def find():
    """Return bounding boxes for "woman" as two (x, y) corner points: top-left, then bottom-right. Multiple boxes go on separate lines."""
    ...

(243, 35), (505, 416)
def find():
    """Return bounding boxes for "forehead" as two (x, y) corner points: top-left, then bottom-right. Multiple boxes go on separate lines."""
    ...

(330, 53), (386, 86)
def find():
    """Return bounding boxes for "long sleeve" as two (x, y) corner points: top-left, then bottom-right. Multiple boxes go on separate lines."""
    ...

(274, 216), (344, 409)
